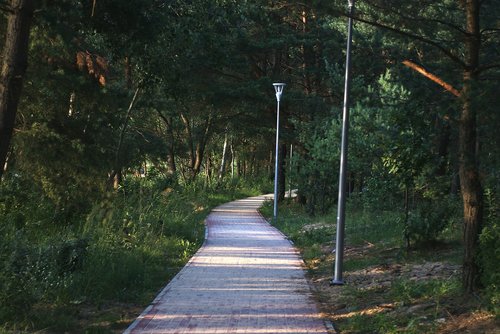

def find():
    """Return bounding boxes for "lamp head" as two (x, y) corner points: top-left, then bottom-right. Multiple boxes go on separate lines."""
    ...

(273, 83), (286, 102)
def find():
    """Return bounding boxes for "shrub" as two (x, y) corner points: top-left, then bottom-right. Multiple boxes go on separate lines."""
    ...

(406, 197), (461, 244)
(478, 188), (500, 312)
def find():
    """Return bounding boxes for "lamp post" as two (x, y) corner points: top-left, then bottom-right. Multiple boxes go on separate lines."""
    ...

(332, 0), (355, 286)
(273, 83), (286, 221)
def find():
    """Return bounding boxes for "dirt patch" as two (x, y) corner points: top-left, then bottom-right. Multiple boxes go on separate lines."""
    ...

(302, 222), (333, 232)
(307, 242), (499, 334)
(77, 302), (144, 333)
(438, 310), (499, 333)
(346, 261), (460, 291)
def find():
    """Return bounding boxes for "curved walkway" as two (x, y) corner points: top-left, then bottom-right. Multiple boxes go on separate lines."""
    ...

(124, 195), (328, 334)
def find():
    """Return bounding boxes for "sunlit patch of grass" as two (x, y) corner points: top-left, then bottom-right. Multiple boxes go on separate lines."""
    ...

(343, 256), (378, 271)
(388, 278), (462, 310)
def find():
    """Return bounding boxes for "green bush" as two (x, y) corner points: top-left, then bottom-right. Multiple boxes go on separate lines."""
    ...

(0, 229), (83, 322)
(291, 120), (340, 216)
(406, 197), (461, 244)
(0, 172), (266, 330)
(478, 189), (500, 312)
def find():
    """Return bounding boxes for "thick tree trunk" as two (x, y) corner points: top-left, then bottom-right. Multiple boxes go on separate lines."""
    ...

(459, 71), (483, 292)
(460, 0), (483, 292)
(0, 0), (34, 180)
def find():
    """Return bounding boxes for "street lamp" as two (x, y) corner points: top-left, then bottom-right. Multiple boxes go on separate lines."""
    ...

(273, 83), (286, 221)
(332, 0), (355, 286)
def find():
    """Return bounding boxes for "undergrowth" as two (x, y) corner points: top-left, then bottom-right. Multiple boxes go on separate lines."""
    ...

(264, 198), (498, 334)
(0, 174), (270, 332)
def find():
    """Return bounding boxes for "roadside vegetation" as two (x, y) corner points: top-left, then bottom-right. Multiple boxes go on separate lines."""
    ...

(0, 174), (271, 333)
(1, 1), (499, 333)
(262, 197), (499, 334)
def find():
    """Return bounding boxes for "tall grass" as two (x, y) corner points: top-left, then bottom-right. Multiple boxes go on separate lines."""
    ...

(263, 199), (403, 251)
(265, 197), (477, 334)
(0, 174), (271, 332)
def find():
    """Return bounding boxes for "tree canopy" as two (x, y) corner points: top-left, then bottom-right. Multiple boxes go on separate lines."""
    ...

(1, 0), (499, 326)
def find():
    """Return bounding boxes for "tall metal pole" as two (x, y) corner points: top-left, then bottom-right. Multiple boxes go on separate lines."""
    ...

(332, 0), (354, 285)
(273, 83), (285, 221)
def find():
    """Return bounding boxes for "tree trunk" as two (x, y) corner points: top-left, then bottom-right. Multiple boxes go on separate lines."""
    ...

(205, 154), (211, 187)
(179, 112), (195, 171)
(108, 87), (140, 188)
(165, 120), (176, 175)
(193, 143), (204, 177)
(278, 143), (287, 201)
(113, 169), (122, 189)
(460, 0), (483, 293)
(459, 72), (483, 292)
(230, 144), (235, 178)
(218, 132), (228, 180)
(0, 0), (35, 180)
(435, 115), (451, 177)
(124, 56), (132, 89)
(156, 111), (176, 174)
(192, 114), (212, 178)
(268, 150), (273, 177)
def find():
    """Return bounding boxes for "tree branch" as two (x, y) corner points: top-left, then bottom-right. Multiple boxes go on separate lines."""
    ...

(91, 0), (96, 17)
(481, 28), (500, 34)
(352, 14), (467, 68)
(365, 1), (468, 35)
(320, 2), (468, 69)
(478, 62), (500, 73)
(402, 60), (461, 97)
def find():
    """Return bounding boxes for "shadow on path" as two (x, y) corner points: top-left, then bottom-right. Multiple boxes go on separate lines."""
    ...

(124, 195), (328, 334)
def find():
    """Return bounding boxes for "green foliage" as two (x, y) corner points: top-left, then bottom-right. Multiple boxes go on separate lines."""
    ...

(291, 119), (340, 216)
(479, 188), (500, 313)
(405, 197), (462, 244)
(269, 199), (469, 334)
(266, 201), (334, 248)
(389, 279), (461, 306)
(345, 208), (403, 247)
(0, 173), (264, 330)
(1, 0), (499, 330)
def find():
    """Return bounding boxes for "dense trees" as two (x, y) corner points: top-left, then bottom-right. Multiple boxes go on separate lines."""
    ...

(0, 0), (34, 179)
(349, 0), (500, 292)
(0, 0), (499, 327)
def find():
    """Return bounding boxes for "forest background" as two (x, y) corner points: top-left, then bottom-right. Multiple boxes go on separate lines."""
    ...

(0, 0), (499, 332)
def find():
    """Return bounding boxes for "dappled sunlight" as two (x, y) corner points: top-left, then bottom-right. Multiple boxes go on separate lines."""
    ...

(126, 196), (327, 334)
(211, 208), (261, 213)
(133, 308), (325, 334)
(333, 305), (392, 320)
(211, 196), (273, 213)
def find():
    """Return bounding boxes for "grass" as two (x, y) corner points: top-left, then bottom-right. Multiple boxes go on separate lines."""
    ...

(263, 199), (499, 334)
(0, 175), (271, 333)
